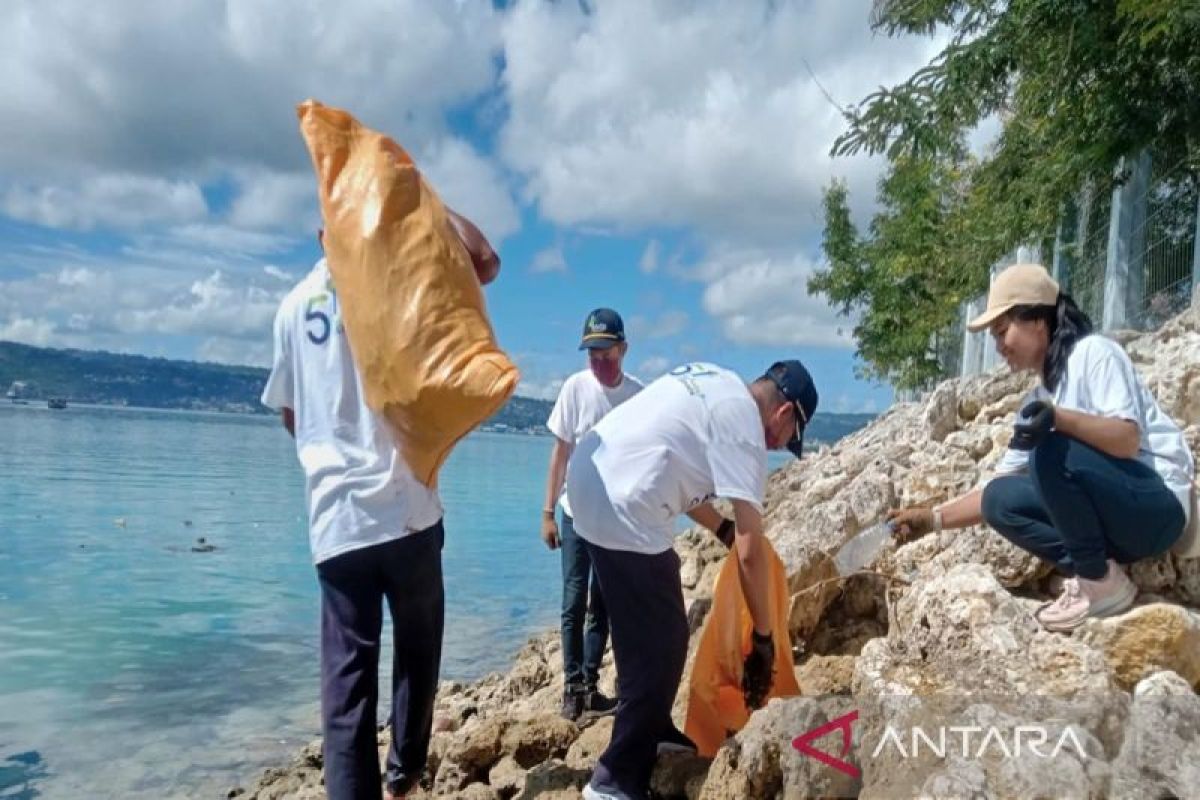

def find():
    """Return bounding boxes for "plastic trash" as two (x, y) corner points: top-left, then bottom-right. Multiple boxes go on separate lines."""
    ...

(832, 520), (896, 575)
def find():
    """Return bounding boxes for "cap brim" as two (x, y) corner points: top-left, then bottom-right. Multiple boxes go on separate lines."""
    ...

(966, 303), (1013, 333)
(579, 336), (621, 350)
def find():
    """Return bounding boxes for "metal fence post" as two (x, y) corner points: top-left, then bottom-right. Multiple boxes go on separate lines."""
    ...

(1193, 192), (1200, 296)
(1102, 151), (1151, 330)
(982, 262), (1003, 372)
(961, 297), (985, 377)
(1052, 197), (1077, 285)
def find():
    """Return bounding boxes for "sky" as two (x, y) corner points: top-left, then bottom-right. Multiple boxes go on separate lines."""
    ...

(0, 0), (951, 413)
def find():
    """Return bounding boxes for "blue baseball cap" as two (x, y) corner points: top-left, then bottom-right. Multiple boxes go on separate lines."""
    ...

(764, 360), (819, 458)
(579, 308), (626, 350)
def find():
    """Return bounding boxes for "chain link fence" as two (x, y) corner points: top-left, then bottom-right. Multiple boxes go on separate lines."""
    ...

(1064, 181), (1112, 325)
(941, 150), (1198, 384)
(1135, 155), (1199, 329)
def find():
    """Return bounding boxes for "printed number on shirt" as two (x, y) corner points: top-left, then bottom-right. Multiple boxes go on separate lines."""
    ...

(670, 363), (717, 397)
(304, 290), (343, 346)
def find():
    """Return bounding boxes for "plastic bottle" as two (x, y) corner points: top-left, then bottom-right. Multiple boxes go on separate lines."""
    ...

(833, 520), (896, 575)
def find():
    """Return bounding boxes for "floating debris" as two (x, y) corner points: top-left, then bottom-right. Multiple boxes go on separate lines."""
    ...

(190, 537), (216, 553)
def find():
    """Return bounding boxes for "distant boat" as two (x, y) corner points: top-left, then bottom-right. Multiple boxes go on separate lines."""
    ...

(47, 398), (68, 410)
(7, 380), (36, 402)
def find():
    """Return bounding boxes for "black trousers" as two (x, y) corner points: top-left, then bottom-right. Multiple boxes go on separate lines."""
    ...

(315, 521), (444, 800)
(982, 433), (1184, 580)
(585, 540), (689, 799)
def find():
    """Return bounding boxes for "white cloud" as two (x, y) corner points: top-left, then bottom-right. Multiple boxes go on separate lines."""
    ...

(639, 240), (660, 274)
(2, 174), (207, 231)
(498, 0), (941, 242)
(0, 1), (501, 177)
(496, 0), (942, 356)
(0, 245), (296, 358)
(701, 250), (852, 348)
(638, 355), (670, 378)
(0, 316), (55, 346)
(118, 271), (282, 338)
(227, 170), (319, 232)
(0, 2), (518, 242)
(530, 244), (568, 274)
(419, 136), (521, 243)
(57, 268), (96, 287)
(630, 310), (689, 339)
(263, 265), (293, 282)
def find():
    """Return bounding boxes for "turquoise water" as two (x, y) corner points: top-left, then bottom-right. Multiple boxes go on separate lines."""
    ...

(0, 403), (571, 799)
(0, 402), (804, 799)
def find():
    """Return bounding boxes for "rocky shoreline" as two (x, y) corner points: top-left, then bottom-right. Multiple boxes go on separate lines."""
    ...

(232, 300), (1200, 799)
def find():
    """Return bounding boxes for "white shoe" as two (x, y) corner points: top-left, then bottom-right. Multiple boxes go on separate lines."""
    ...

(583, 783), (636, 800)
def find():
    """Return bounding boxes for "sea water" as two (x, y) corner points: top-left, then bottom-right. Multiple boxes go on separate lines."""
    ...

(0, 402), (811, 798)
(0, 403), (568, 798)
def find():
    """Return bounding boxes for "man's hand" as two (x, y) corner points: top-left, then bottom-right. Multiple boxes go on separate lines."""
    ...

(742, 630), (775, 710)
(447, 208), (500, 285)
(540, 512), (560, 550)
(1010, 400), (1055, 452)
(886, 507), (935, 542)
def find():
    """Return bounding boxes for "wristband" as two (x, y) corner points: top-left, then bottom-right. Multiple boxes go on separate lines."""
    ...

(716, 518), (735, 546)
(542, 507), (556, 517)
(932, 506), (944, 533)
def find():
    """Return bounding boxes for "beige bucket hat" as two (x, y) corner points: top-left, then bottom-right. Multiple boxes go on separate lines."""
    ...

(967, 263), (1060, 332)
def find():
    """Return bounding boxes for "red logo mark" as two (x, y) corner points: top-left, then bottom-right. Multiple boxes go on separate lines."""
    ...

(791, 709), (860, 779)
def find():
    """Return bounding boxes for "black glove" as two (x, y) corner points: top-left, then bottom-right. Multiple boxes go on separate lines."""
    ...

(715, 518), (735, 549)
(742, 630), (775, 710)
(1010, 400), (1055, 451)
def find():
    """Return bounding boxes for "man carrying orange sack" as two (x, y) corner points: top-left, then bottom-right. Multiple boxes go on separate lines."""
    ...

(566, 360), (819, 800)
(263, 215), (499, 800)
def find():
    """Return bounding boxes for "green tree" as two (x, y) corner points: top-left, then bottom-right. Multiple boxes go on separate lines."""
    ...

(812, 0), (1200, 387)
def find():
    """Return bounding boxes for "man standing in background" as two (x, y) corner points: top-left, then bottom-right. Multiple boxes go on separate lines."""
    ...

(541, 308), (643, 720)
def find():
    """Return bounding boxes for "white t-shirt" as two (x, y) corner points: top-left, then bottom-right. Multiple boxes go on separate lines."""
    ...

(547, 369), (643, 516)
(566, 362), (768, 554)
(992, 335), (1194, 524)
(261, 259), (443, 564)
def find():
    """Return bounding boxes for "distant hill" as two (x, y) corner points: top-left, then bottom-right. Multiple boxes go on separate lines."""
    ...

(0, 340), (878, 441)
(0, 340), (554, 428)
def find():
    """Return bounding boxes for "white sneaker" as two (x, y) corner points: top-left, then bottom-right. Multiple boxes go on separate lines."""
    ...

(583, 783), (635, 800)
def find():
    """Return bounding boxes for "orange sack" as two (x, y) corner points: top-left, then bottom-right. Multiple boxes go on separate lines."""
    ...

(297, 99), (519, 487)
(684, 539), (800, 757)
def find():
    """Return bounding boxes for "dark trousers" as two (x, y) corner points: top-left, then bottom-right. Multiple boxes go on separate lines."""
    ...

(560, 512), (610, 691)
(982, 433), (1184, 580)
(315, 521), (445, 800)
(585, 541), (689, 799)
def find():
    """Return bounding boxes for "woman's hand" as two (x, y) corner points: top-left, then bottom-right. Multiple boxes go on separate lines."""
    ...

(886, 507), (935, 542)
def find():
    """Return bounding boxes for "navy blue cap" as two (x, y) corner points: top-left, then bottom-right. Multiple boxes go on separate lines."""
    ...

(764, 360), (819, 458)
(579, 308), (626, 350)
